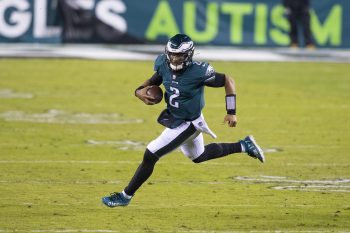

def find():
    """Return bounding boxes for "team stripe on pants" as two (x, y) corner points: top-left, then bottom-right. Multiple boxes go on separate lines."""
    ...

(147, 123), (197, 158)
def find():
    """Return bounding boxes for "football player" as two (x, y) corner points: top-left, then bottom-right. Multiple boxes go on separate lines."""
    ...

(102, 34), (265, 207)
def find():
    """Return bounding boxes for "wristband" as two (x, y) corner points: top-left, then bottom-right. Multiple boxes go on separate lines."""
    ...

(226, 94), (236, 115)
(134, 85), (145, 96)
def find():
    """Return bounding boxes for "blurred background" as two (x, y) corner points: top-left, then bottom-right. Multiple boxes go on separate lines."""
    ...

(0, 0), (349, 61)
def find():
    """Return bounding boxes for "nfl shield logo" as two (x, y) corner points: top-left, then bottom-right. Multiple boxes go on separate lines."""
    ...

(172, 75), (176, 79)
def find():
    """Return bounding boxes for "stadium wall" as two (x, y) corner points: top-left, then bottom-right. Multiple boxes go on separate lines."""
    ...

(0, 0), (348, 48)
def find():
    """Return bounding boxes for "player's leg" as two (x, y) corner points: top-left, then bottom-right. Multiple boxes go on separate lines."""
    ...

(102, 123), (197, 207)
(181, 134), (264, 163)
(102, 149), (158, 208)
(193, 143), (242, 163)
(179, 131), (204, 160)
(181, 134), (242, 163)
(125, 123), (197, 192)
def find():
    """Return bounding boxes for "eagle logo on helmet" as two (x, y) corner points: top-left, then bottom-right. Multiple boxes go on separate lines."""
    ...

(165, 34), (195, 71)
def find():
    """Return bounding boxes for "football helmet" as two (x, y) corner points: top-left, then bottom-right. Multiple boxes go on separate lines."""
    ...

(165, 34), (194, 71)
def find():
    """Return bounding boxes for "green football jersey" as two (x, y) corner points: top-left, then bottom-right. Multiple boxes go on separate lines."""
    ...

(154, 54), (215, 127)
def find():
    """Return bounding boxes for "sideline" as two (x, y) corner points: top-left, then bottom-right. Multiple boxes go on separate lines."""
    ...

(0, 44), (349, 63)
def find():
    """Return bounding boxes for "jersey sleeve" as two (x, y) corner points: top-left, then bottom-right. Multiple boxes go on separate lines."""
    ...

(199, 63), (215, 83)
(204, 72), (226, 87)
(204, 63), (215, 79)
(154, 54), (166, 73)
(191, 62), (215, 84)
(197, 63), (225, 87)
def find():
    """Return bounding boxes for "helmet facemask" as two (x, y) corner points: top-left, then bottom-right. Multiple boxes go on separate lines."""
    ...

(165, 34), (194, 71)
(166, 51), (192, 71)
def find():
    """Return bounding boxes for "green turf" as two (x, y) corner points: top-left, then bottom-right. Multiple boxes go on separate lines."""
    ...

(0, 59), (349, 232)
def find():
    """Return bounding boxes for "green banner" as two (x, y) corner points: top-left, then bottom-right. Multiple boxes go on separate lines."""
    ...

(0, 0), (348, 48)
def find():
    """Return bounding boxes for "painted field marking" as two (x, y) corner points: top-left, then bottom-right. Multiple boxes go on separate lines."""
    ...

(0, 230), (121, 233)
(272, 185), (350, 192)
(86, 139), (145, 151)
(0, 160), (243, 166)
(0, 160), (121, 164)
(12, 202), (342, 210)
(235, 176), (350, 184)
(235, 176), (350, 193)
(271, 144), (350, 150)
(0, 109), (143, 124)
(286, 163), (350, 167)
(0, 229), (334, 233)
(262, 148), (282, 153)
(0, 89), (33, 99)
(0, 180), (121, 185)
(0, 179), (233, 185)
(2, 176), (350, 191)
(1, 160), (349, 167)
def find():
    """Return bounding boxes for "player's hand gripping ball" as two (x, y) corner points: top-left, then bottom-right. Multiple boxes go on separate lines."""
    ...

(146, 85), (163, 104)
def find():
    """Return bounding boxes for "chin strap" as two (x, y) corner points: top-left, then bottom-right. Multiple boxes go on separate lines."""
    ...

(170, 63), (183, 71)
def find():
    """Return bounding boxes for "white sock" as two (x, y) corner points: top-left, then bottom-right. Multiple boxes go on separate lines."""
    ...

(122, 190), (132, 199)
(240, 142), (246, 152)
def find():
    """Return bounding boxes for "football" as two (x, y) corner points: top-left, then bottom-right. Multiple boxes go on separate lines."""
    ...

(146, 85), (163, 104)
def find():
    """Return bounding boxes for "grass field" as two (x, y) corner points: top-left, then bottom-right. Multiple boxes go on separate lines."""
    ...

(0, 58), (349, 232)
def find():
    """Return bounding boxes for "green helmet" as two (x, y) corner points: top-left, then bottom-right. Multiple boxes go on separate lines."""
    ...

(165, 34), (195, 71)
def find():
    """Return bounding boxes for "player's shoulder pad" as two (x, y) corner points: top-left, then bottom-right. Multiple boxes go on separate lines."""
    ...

(154, 54), (167, 72)
(192, 61), (215, 80)
(204, 63), (215, 77)
(191, 60), (211, 73)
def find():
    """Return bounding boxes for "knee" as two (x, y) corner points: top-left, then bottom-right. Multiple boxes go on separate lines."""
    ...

(143, 149), (159, 164)
(192, 156), (203, 164)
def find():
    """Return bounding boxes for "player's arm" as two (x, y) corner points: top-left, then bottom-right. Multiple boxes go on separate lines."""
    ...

(204, 72), (237, 127)
(135, 72), (163, 105)
(223, 74), (237, 127)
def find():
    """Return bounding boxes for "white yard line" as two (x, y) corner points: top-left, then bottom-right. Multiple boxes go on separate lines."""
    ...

(235, 176), (350, 193)
(0, 110), (143, 124)
(0, 89), (33, 99)
(0, 160), (243, 166)
(272, 186), (350, 192)
(235, 176), (350, 184)
(0, 160), (349, 167)
(0, 230), (335, 233)
(0, 180), (121, 185)
(1, 161), (349, 192)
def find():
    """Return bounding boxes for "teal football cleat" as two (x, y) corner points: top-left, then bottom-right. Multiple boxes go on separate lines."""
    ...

(102, 192), (131, 207)
(241, 135), (265, 163)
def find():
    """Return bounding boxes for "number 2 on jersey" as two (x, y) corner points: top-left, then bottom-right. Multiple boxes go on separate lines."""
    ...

(169, 86), (180, 108)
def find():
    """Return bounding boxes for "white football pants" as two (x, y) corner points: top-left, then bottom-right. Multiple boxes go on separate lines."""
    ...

(147, 114), (216, 160)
